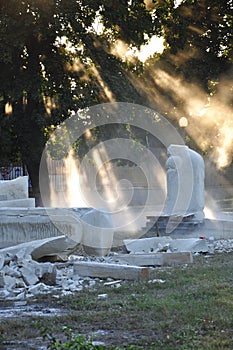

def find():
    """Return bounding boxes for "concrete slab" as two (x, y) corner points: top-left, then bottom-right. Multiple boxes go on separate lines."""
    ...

(0, 176), (29, 200)
(169, 238), (208, 253)
(0, 208), (84, 248)
(0, 236), (78, 261)
(73, 261), (155, 280)
(0, 198), (35, 208)
(116, 252), (193, 266)
(124, 237), (208, 254)
(124, 237), (172, 253)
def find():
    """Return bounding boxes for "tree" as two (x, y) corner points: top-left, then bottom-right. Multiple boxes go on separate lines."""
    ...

(134, 0), (232, 163)
(0, 0), (154, 204)
(0, 0), (232, 204)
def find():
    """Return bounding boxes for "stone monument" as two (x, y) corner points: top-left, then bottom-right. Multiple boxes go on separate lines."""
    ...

(165, 144), (205, 221)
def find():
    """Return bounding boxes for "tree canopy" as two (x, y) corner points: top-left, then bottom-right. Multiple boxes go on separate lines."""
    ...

(0, 0), (232, 202)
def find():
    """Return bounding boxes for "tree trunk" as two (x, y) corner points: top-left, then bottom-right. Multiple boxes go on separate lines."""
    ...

(13, 96), (50, 206)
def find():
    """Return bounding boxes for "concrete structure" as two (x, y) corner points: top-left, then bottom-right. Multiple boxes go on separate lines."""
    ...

(0, 207), (115, 257)
(0, 208), (84, 248)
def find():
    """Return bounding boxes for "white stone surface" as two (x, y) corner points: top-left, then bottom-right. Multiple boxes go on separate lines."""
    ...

(0, 176), (29, 200)
(0, 208), (83, 248)
(49, 210), (83, 243)
(124, 237), (172, 253)
(0, 236), (77, 260)
(0, 238), (232, 300)
(20, 266), (40, 286)
(165, 145), (205, 220)
(124, 237), (208, 254)
(169, 238), (208, 253)
(0, 198), (35, 208)
(0, 254), (4, 270)
(81, 209), (114, 256)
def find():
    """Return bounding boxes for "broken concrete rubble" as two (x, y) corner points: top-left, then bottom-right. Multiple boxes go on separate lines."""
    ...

(124, 237), (209, 254)
(0, 235), (78, 261)
(0, 232), (232, 301)
(0, 252), (57, 299)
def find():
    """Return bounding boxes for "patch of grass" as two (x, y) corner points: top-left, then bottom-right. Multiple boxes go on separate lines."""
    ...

(0, 252), (233, 348)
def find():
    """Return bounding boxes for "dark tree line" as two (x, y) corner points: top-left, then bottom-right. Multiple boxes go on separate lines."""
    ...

(0, 0), (232, 203)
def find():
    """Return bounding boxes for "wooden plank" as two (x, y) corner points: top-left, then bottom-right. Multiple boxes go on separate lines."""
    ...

(73, 261), (155, 281)
(116, 252), (193, 266)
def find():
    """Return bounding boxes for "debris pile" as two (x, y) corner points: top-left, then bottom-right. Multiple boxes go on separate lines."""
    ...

(0, 250), (56, 299)
(1, 235), (233, 301)
(214, 239), (233, 253)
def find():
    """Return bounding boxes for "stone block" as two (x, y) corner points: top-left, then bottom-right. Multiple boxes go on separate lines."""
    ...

(20, 266), (39, 286)
(169, 238), (208, 253)
(34, 262), (57, 285)
(73, 261), (155, 280)
(2, 265), (21, 278)
(0, 176), (29, 200)
(0, 198), (35, 208)
(165, 145), (205, 222)
(0, 207), (84, 248)
(3, 275), (18, 290)
(124, 237), (208, 254)
(124, 237), (172, 254)
(116, 251), (193, 266)
(0, 236), (78, 261)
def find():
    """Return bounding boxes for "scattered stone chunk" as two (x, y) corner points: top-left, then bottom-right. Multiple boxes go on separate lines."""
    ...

(73, 261), (155, 280)
(20, 266), (40, 286)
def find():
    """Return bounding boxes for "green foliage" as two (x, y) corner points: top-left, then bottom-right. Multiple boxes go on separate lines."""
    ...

(41, 326), (104, 350)
(157, 0), (232, 87)
(0, 0), (154, 198)
(0, 0), (232, 196)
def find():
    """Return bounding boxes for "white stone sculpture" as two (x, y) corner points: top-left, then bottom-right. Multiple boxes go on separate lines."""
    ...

(165, 144), (205, 220)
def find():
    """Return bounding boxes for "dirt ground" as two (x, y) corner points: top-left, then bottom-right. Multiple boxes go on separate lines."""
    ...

(1, 252), (233, 349)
